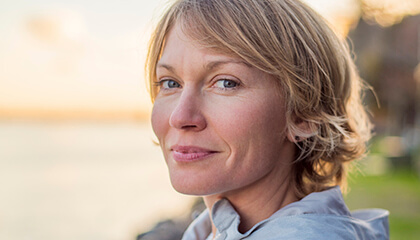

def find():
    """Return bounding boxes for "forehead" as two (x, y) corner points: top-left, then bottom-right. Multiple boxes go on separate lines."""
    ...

(165, 21), (240, 55)
(158, 23), (248, 69)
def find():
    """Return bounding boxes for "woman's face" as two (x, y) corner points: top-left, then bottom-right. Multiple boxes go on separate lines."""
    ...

(151, 24), (296, 196)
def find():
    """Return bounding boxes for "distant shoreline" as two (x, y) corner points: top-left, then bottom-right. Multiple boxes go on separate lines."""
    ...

(0, 107), (150, 123)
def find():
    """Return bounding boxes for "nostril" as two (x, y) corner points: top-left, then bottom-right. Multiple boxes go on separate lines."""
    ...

(181, 124), (198, 129)
(168, 97), (207, 131)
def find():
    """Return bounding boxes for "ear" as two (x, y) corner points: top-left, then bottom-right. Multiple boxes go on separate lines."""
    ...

(287, 119), (317, 143)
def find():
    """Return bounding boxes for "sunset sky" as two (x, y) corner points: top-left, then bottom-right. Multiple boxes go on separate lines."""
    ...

(2, 0), (411, 120)
(0, 0), (168, 117)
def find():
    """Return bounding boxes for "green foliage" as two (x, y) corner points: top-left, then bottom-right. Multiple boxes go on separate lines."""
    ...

(345, 170), (420, 240)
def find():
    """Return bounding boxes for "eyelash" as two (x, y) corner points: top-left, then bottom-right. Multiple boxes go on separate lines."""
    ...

(153, 77), (241, 91)
(154, 79), (181, 90)
(213, 79), (240, 90)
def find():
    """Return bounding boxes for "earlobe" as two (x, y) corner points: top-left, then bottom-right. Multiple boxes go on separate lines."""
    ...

(287, 120), (318, 143)
(287, 131), (300, 143)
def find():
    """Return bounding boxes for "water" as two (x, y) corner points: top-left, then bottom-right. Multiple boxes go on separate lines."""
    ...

(0, 121), (195, 240)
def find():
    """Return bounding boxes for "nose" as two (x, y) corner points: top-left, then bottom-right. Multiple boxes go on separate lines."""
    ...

(169, 90), (207, 131)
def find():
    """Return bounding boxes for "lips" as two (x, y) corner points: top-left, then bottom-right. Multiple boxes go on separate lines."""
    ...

(171, 145), (218, 162)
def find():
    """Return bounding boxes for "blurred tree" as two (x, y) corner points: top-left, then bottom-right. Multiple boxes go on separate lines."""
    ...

(349, 0), (420, 167)
(359, 0), (420, 27)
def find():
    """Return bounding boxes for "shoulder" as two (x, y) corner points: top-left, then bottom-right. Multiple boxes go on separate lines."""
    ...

(246, 186), (389, 240)
(182, 187), (389, 240)
(250, 213), (388, 240)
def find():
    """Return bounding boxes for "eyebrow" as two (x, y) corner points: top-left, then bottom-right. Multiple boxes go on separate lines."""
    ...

(156, 59), (252, 73)
(156, 63), (176, 72)
(205, 59), (252, 71)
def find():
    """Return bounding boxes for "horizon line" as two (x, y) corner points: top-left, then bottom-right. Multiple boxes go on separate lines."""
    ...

(0, 107), (151, 123)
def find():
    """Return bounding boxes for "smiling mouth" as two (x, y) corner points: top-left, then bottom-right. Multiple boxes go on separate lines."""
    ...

(171, 146), (218, 162)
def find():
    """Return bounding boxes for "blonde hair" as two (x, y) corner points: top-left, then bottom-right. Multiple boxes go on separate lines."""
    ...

(145, 0), (372, 198)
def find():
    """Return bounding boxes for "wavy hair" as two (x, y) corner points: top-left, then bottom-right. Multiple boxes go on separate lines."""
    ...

(145, 0), (372, 198)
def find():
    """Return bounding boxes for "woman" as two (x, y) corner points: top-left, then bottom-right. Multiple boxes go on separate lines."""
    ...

(146, 0), (389, 239)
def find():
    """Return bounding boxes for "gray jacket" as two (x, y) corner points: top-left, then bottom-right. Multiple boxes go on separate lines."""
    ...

(182, 186), (389, 240)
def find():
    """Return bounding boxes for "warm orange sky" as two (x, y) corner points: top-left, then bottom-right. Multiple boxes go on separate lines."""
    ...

(0, 0), (389, 120)
(0, 0), (169, 117)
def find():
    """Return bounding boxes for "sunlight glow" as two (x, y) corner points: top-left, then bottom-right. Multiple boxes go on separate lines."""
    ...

(0, 0), (418, 120)
(303, 0), (361, 36)
(362, 0), (420, 26)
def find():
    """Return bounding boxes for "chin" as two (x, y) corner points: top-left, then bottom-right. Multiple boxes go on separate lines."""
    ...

(169, 174), (222, 196)
(171, 179), (209, 196)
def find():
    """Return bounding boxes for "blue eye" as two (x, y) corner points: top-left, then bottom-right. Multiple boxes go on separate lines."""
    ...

(161, 79), (181, 89)
(215, 79), (239, 89)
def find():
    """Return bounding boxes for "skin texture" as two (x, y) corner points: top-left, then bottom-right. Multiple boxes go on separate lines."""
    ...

(151, 23), (299, 234)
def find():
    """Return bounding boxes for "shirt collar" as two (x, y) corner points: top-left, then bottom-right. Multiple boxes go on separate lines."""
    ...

(183, 186), (349, 239)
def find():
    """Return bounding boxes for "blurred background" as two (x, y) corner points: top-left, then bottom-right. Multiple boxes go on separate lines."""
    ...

(0, 0), (419, 239)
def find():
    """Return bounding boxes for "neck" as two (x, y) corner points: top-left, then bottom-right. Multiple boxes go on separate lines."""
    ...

(203, 163), (298, 235)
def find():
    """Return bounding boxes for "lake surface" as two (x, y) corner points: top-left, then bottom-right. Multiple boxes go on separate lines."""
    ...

(0, 121), (195, 240)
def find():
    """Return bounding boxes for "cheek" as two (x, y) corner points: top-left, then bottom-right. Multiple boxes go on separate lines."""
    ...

(151, 101), (169, 141)
(206, 99), (287, 178)
(212, 99), (286, 142)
